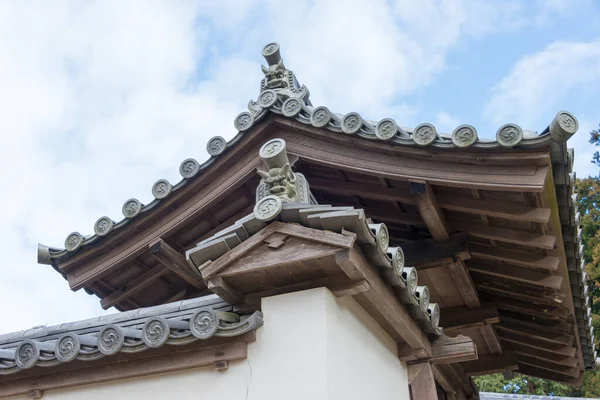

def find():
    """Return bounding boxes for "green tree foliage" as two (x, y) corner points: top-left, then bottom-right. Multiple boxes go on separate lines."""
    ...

(475, 124), (600, 398)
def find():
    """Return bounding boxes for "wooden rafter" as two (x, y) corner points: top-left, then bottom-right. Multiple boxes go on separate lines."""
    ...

(440, 303), (499, 331)
(410, 181), (480, 309)
(469, 244), (559, 271)
(461, 352), (518, 376)
(308, 178), (551, 223)
(449, 221), (556, 250)
(149, 239), (205, 290)
(100, 264), (166, 310)
(468, 262), (563, 289)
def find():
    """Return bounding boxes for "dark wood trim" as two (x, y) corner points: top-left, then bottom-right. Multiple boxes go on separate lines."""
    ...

(469, 244), (559, 271)
(467, 262), (563, 289)
(149, 239), (205, 289)
(461, 352), (518, 376)
(100, 265), (166, 310)
(440, 303), (499, 331)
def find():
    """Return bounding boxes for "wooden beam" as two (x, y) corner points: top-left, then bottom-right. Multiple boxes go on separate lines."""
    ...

(430, 335), (478, 365)
(498, 331), (577, 357)
(467, 261), (563, 289)
(517, 363), (581, 384)
(149, 239), (205, 290)
(476, 285), (562, 306)
(494, 298), (569, 320)
(408, 362), (439, 400)
(517, 354), (581, 378)
(512, 350), (579, 368)
(449, 221), (556, 250)
(411, 181), (450, 240)
(469, 244), (559, 271)
(480, 324), (503, 355)
(449, 260), (481, 309)
(495, 322), (574, 347)
(411, 182), (480, 309)
(400, 233), (469, 268)
(100, 265), (167, 310)
(336, 248), (432, 354)
(461, 352), (518, 376)
(309, 177), (551, 223)
(432, 365), (455, 394)
(206, 276), (244, 305)
(440, 303), (499, 331)
(499, 315), (572, 335)
(436, 194), (551, 223)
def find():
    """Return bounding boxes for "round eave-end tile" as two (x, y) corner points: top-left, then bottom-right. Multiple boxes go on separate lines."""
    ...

(262, 42), (280, 58)
(65, 232), (84, 252)
(206, 136), (227, 157)
(152, 179), (172, 200)
(413, 123), (437, 146)
(550, 110), (579, 142)
(259, 138), (286, 160)
(282, 98), (302, 117)
(97, 325), (124, 356)
(341, 112), (363, 134)
(234, 111), (254, 132)
(253, 195), (283, 222)
(55, 333), (81, 363)
(94, 216), (114, 237)
(310, 106), (332, 128)
(143, 317), (170, 348)
(375, 118), (398, 140)
(16, 340), (40, 369)
(258, 90), (278, 109)
(122, 198), (143, 218)
(190, 309), (219, 340)
(452, 124), (478, 147)
(179, 158), (200, 179)
(496, 123), (523, 147)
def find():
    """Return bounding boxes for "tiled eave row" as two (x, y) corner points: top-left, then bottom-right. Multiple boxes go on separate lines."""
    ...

(0, 295), (262, 375)
(37, 42), (579, 265)
(551, 142), (597, 368)
(186, 203), (444, 338)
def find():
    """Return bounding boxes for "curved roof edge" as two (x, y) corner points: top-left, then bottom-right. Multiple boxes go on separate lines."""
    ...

(38, 42), (581, 262)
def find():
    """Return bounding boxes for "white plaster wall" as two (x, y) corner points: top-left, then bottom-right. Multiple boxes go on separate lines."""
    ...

(5, 288), (410, 400)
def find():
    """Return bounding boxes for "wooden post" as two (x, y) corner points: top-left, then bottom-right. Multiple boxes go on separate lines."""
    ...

(408, 362), (439, 400)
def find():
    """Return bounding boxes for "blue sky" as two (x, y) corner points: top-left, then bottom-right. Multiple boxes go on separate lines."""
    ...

(0, 0), (599, 332)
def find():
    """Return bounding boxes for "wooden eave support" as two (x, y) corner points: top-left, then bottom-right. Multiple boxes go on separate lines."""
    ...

(517, 363), (583, 385)
(440, 303), (499, 332)
(308, 178), (551, 223)
(469, 244), (559, 271)
(467, 261), (563, 289)
(495, 322), (574, 347)
(410, 181), (480, 309)
(461, 352), (518, 376)
(337, 247), (433, 354)
(498, 330), (577, 357)
(149, 238), (205, 290)
(408, 362), (438, 400)
(399, 335), (478, 365)
(400, 233), (470, 268)
(100, 264), (166, 310)
(449, 221), (556, 250)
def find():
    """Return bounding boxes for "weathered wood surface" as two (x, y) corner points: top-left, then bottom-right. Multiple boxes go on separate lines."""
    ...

(149, 239), (205, 289)
(0, 339), (250, 398)
(462, 352), (518, 376)
(408, 362), (439, 400)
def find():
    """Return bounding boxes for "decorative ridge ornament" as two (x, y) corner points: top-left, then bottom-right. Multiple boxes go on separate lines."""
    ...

(253, 138), (313, 221)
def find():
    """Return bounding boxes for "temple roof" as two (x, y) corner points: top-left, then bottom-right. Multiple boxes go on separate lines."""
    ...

(31, 42), (595, 385)
(38, 42), (579, 262)
(0, 294), (262, 375)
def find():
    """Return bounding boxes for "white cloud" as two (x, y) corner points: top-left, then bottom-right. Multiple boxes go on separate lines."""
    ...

(483, 40), (600, 128)
(0, 0), (593, 333)
(482, 40), (600, 176)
